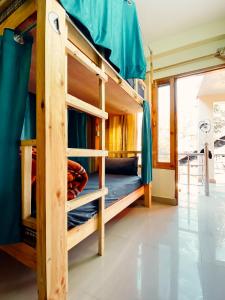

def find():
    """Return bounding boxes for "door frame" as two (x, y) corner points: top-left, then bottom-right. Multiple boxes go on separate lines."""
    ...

(152, 63), (225, 205)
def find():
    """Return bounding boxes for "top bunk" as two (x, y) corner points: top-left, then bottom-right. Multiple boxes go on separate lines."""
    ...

(0, 0), (147, 115)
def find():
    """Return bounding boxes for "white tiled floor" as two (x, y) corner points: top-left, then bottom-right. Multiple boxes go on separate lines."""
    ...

(1, 184), (225, 300)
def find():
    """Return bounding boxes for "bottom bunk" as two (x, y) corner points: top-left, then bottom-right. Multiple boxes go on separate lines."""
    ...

(0, 181), (145, 269)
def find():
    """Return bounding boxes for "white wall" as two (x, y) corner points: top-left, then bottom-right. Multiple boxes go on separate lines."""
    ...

(152, 169), (176, 200)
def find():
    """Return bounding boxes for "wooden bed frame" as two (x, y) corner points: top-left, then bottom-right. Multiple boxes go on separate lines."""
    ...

(0, 1), (152, 299)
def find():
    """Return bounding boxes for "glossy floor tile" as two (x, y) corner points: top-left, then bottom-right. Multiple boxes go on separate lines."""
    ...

(0, 184), (225, 300)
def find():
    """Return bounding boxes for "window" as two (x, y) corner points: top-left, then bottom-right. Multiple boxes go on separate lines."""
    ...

(152, 78), (175, 169)
(157, 84), (171, 163)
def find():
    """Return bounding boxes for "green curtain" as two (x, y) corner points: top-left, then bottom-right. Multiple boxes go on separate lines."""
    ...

(0, 29), (32, 244)
(68, 110), (89, 171)
(60, 0), (146, 79)
(141, 101), (153, 184)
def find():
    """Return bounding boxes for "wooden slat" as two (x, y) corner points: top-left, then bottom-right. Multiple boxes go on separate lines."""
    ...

(23, 217), (36, 230)
(67, 21), (98, 65)
(109, 150), (141, 155)
(21, 146), (32, 220)
(66, 188), (108, 212)
(105, 64), (143, 105)
(21, 139), (36, 146)
(36, 1), (68, 299)
(0, 243), (36, 270)
(0, 0), (36, 34)
(66, 40), (108, 82)
(67, 215), (98, 251)
(67, 186), (144, 250)
(66, 17), (144, 108)
(67, 94), (108, 119)
(67, 148), (108, 157)
(104, 186), (145, 223)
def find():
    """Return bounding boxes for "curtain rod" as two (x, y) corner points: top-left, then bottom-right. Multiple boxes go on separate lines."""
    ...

(19, 22), (37, 37)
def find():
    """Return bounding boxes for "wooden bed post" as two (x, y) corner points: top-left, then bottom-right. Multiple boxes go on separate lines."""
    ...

(36, 1), (68, 299)
(144, 55), (153, 209)
(144, 184), (152, 208)
(98, 61), (106, 256)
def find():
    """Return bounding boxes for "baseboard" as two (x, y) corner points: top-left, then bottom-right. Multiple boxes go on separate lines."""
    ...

(152, 196), (177, 206)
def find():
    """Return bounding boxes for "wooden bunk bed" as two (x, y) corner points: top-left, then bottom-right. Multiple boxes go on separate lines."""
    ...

(0, 1), (152, 299)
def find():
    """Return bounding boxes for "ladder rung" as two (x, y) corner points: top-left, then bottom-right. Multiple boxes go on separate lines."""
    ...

(66, 40), (108, 82)
(67, 94), (108, 119)
(66, 188), (108, 212)
(21, 139), (36, 147)
(67, 148), (108, 157)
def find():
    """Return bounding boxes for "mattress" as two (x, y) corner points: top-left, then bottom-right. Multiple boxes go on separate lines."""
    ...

(67, 173), (142, 228)
(24, 173), (142, 247)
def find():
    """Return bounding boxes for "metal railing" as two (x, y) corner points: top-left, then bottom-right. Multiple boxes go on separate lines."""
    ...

(214, 153), (225, 184)
(178, 143), (210, 196)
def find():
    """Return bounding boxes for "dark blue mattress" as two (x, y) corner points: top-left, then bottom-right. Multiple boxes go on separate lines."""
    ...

(68, 173), (142, 229)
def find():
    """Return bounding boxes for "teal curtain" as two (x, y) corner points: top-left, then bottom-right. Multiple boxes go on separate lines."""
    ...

(60, 0), (146, 79)
(0, 29), (32, 244)
(141, 101), (153, 184)
(21, 93), (36, 140)
(68, 110), (89, 171)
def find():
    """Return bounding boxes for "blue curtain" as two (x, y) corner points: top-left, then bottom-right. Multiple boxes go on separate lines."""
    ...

(60, 0), (146, 79)
(0, 29), (32, 244)
(141, 101), (153, 184)
(68, 110), (89, 171)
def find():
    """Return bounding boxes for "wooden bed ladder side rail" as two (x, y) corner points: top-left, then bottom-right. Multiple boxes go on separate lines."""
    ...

(21, 143), (32, 221)
(20, 141), (37, 229)
(36, 1), (68, 299)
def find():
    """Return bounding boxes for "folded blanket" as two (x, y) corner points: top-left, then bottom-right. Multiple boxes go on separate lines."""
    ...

(31, 149), (88, 200)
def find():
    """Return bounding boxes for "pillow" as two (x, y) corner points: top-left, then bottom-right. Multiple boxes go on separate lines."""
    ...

(105, 157), (138, 175)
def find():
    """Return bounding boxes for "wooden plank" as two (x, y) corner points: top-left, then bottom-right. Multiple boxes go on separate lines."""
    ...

(67, 94), (108, 119)
(67, 148), (108, 157)
(21, 146), (32, 220)
(21, 139), (37, 146)
(23, 217), (37, 230)
(0, 0), (14, 13)
(0, 243), (36, 270)
(144, 183), (152, 208)
(104, 186), (144, 222)
(66, 17), (143, 108)
(67, 215), (98, 251)
(67, 21), (98, 65)
(109, 150), (141, 155)
(104, 64), (143, 106)
(66, 40), (108, 82)
(67, 186), (144, 250)
(36, 1), (68, 299)
(0, 0), (36, 34)
(66, 188), (108, 212)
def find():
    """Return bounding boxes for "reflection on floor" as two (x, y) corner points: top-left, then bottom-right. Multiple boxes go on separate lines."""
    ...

(0, 184), (225, 300)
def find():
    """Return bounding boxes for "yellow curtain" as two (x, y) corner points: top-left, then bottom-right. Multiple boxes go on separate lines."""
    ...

(107, 114), (138, 157)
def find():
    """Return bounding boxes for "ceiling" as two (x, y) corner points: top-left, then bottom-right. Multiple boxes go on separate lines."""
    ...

(135, 0), (225, 45)
(198, 69), (225, 98)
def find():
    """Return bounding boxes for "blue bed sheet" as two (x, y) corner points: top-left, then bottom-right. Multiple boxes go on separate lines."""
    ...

(68, 173), (142, 228)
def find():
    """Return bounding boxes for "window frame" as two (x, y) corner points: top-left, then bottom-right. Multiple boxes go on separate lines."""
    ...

(152, 77), (176, 170)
